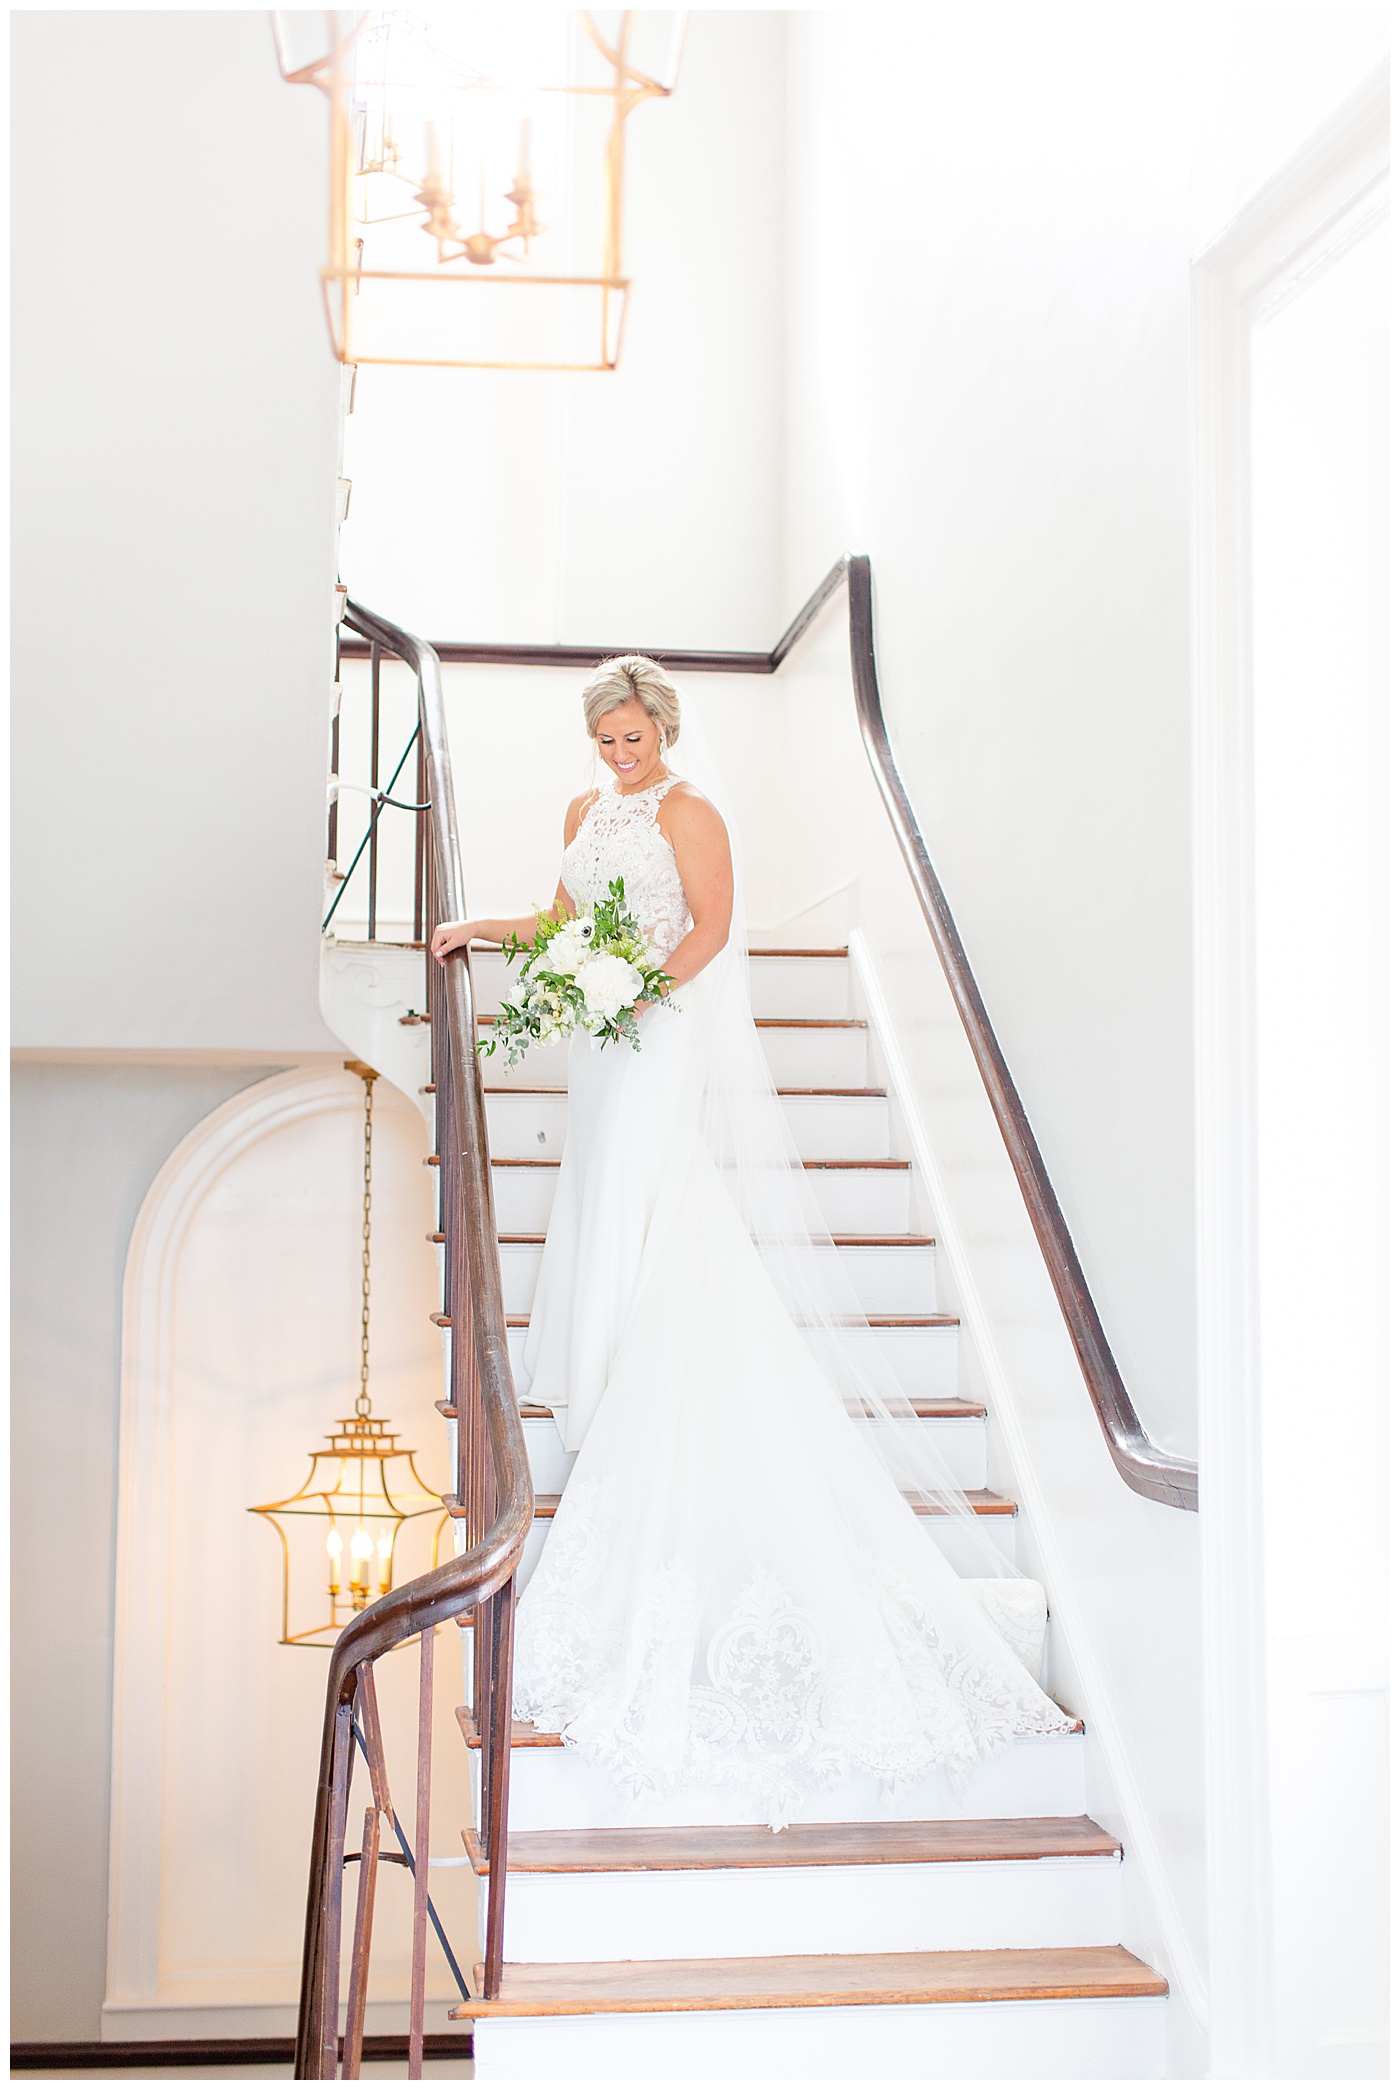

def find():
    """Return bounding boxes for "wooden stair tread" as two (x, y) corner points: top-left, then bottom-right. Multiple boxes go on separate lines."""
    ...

(484, 1085), (887, 1099)
(490, 1312), (957, 1330)
(456, 1707), (561, 1750)
(445, 1486), (1013, 1520)
(449, 1944), (1167, 2017)
(456, 1709), (1084, 1750)
(472, 946), (850, 961)
(493, 1231), (934, 1249)
(484, 1815), (1120, 1874)
(488, 1157), (913, 1171)
(439, 1395), (984, 1423)
(479, 1014), (867, 1032)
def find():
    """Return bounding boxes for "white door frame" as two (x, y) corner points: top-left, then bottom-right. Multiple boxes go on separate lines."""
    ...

(1189, 64), (1388, 2078)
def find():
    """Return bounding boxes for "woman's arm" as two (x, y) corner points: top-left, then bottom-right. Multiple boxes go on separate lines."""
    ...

(431, 795), (589, 964)
(655, 785), (734, 989)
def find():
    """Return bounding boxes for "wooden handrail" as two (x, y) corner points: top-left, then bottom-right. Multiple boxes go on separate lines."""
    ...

(338, 559), (1196, 1511)
(295, 603), (534, 2079)
(833, 557), (1197, 1511)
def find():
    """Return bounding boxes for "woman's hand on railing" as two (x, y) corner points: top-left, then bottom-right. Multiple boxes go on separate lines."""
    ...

(431, 918), (490, 963)
(431, 914), (535, 964)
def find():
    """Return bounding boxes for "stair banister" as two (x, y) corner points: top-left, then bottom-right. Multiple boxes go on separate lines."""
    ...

(337, 558), (1197, 1512)
(828, 556), (1197, 1512)
(295, 602), (533, 2079)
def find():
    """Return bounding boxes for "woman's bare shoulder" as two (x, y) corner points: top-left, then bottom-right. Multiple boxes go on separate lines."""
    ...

(658, 779), (728, 850)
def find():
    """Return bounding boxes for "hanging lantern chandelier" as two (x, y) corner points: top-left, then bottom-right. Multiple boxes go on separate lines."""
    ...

(249, 1061), (445, 1648)
(272, 8), (686, 370)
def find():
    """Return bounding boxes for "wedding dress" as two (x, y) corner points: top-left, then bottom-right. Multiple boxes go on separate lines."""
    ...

(511, 764), (1076, 1829)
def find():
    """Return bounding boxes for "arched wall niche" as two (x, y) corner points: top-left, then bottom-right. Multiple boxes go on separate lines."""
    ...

(103, 1068), (471, 2040)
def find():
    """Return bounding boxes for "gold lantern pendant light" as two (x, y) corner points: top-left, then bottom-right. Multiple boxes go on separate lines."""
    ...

(250, 1062), (445, 1647)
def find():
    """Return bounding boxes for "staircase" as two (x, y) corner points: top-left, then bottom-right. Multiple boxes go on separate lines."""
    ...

(434, 944), (1169, 2081)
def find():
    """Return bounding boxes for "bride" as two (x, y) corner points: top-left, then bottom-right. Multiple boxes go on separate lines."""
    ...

(432, 655), (1074, 1829)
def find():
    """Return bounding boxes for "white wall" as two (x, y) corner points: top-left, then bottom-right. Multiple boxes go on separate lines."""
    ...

(1250, 206), (1389, 2080)
(337, 11), (788, 649)
(11, 11), (343, 1053)
(328, 653), (800, 941)
(9, 8), (356, 2040)
(775, 1), (1387, 2050)
(10, 1061), (282, 2040)
(104, 1069), (471, 2040)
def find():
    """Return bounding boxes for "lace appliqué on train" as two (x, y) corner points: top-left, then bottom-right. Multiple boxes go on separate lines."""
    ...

(513, 1483), (1076, 1829)
(561, 777), (692, 961)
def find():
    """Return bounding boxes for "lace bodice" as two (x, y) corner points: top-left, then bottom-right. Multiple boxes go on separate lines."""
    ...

(561, 775), (693, 960)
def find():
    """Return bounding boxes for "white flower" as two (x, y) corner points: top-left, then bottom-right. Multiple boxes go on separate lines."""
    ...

(576, 951), (643, 1021)
(545, 916), (595, 977)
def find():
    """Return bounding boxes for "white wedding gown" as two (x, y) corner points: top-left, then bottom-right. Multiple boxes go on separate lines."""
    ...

(511, 773), (1075, 1828)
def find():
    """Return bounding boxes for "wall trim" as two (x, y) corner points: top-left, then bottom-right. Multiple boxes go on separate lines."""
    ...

(103, 1069), (363, 2021)
(849, 930), (1209, 2032)
(1188, 62), (1388, 2079)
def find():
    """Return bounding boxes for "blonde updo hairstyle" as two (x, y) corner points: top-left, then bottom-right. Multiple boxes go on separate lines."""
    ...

(581, 654), (682, 750)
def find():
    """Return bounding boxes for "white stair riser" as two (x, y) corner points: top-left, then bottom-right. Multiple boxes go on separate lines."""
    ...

(484, 1088), (891, 1161)
(497, 1856), (1122, 1963)
(470, 1995), (1167, 2081)
(509, 1413), (987, 1498)
(483, 1026), (869, 1091)
(469, 951), (853, 1022)
(477, 1730), (1087, 1830)
(512, 1505), (1016, 1596)
(491, 1162), (915, 1235)
(505, 1321), (963, 1403)
(522, 1415), (575, 1494)
(496, 1240), (937, 1316)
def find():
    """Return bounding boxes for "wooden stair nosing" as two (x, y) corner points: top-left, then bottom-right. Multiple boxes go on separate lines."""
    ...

(443, 1487), (1015, 1521)
(472, 945), (851, 962)
(483, 1085), (888, 1099)
(455, 1708), (1085, 1750)
(492, 1230), (935, 1249)
(449, 1944), (1168, 2018)
(475, 1312), (959, 1331)
(478, 1014), (868, 1033)
(486, 1157), (913, 1172)
(472, 1815), (1121, 1875)
(437, 1395), (986, 1424)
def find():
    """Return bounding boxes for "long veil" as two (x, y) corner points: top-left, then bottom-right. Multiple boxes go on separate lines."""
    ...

(661, 698), (1045, 1661)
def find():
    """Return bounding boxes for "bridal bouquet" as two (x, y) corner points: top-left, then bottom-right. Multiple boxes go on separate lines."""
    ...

(479, 878), (674, 1070)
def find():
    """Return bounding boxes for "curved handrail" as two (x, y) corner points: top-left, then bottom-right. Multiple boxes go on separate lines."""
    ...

(826, 556), (1197, 1511)
(342, 559), (1197, 1511)
(294, 604), (534, 2075)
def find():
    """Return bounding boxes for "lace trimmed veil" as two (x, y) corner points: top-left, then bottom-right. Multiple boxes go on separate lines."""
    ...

(658, 696), (1037, 1620)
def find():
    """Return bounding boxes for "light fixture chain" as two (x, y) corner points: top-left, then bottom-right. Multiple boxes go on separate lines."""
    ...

(358, 1071), (374, 1418)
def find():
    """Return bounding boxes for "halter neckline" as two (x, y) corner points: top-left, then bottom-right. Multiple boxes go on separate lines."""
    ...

(604, 771), (674, 800)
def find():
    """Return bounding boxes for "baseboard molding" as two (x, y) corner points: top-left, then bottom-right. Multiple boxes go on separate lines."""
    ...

(13, 2032), (473, 2071)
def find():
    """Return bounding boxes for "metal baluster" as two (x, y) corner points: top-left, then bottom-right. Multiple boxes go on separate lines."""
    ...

(355, 1664), (393, 1817)
(483, 1579), (517, 1997)
(341, 1807), (380, 2079)
(319, 1702), (354, 2079)
(413, 730), (427, 948)
(367, 641), (381, 942)
(408, 1628), (434, 2078)
(329, 632), (342, 865)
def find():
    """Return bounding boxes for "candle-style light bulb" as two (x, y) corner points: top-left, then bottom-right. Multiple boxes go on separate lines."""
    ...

(326, 1528), (344, 1595)
(424, 119), (444, 186)
(350, 1527), (372, 1601)
(518, 117), (532, 185)
(376, 1533), (393, 1595)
